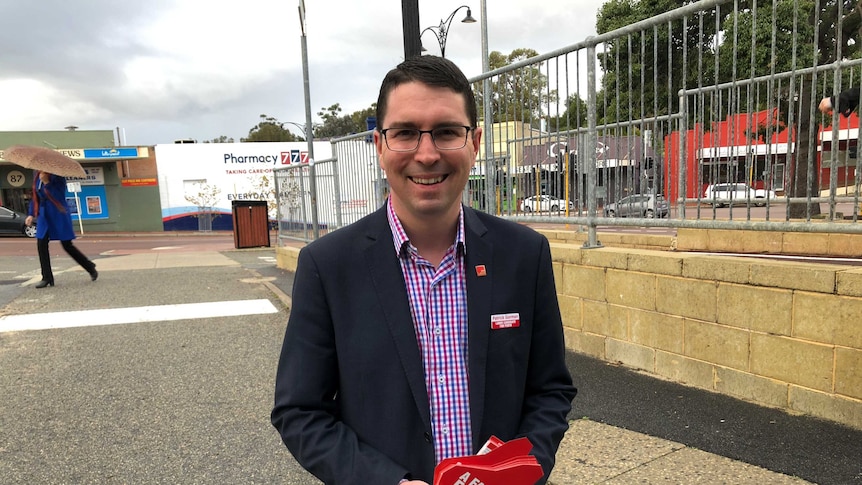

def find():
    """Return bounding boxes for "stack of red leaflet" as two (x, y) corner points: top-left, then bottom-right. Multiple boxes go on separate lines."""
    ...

(433, 436), (544, 485)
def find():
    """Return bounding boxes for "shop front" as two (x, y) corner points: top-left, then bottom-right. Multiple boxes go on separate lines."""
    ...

(0, 144), (163, 232)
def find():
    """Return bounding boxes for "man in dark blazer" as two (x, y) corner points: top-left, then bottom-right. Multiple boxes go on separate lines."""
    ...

(819, 87), (861, 118)
(271, 55), (576, 485)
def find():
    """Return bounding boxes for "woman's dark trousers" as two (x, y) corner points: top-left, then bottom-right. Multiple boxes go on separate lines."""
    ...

(38, 237), (96, 282)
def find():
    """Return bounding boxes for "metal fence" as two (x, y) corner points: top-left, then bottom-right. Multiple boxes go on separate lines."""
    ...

(273, 132), (385, 244)
(277, 0), (862, 245)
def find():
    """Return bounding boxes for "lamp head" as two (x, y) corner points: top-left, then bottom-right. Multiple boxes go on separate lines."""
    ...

(462, 8), (477, 23)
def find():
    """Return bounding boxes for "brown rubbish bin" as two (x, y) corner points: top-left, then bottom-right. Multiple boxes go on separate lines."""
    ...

(231, 200), (271, 249)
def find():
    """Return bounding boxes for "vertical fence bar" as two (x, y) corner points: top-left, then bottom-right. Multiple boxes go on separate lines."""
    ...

(330, 139), (343, 230)
(585, 41), (601, 248)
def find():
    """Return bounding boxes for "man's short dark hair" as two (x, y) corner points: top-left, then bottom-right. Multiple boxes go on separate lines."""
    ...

(375, 55), (477, 130)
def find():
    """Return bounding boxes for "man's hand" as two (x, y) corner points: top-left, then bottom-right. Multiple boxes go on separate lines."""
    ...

(819, 97), (833, 115)
(25, 215), (33, 226)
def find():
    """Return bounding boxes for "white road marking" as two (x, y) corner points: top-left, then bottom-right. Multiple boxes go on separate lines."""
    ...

(0, 299), (278, 333)
(152, 246), (185, 250)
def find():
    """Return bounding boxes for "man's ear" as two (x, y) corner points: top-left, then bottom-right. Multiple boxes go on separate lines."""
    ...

(373, 130), (386, 169)
(472, 127), (483, 158)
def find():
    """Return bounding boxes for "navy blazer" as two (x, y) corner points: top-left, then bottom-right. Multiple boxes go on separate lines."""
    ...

(272, 205), (576, 485)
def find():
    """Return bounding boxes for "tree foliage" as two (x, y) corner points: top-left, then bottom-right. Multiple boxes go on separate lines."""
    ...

(596, 0), (719, 126)
(231, 105), (377, 144)
(719, 0), (862, 214)
(476, 48), (556, 127)
(595, 0), (862, 216)
(313, 103), (376, 139)
(242, 114), (302, 142)
(548, 94), (589, 133)
(202, 135), (235, 143)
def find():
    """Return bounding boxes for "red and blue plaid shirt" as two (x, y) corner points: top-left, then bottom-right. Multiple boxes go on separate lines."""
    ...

(387, 199), (472, 462)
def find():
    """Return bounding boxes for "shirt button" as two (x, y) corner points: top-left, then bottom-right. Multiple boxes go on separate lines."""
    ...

(438, 374), (445, 384)
(442, 426), (449, 434)
(434, 327), (442, 336)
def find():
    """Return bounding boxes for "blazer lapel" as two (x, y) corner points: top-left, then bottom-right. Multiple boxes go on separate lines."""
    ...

(463, 207), (492, 450)
(361, 208), (432, 430)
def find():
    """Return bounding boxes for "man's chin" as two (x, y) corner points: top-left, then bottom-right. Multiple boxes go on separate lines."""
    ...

(408, 199), (460, 218)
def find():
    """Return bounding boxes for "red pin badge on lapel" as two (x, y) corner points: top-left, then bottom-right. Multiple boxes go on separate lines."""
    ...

(475, 265), (487, 277)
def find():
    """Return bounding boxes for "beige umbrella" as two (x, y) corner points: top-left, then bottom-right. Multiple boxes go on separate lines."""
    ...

(2, 145), (87, 178)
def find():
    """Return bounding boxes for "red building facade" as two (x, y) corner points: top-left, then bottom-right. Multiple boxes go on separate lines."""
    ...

(663, 110), (859, 202)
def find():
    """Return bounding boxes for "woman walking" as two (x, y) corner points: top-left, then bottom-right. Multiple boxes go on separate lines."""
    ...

(24, 170), (97, 288)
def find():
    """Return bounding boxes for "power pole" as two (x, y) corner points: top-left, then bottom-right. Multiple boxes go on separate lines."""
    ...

(402, 0), (421, 59)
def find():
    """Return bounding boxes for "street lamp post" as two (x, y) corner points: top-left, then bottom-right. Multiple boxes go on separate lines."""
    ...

(281, 121), (319, 140)
(298, 0), (319, 239)
(420, 5), (476, 58)
(479, 0), (495, 214)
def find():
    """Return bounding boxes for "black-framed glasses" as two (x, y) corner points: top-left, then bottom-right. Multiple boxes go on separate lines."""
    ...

(380, 125), (473, 152)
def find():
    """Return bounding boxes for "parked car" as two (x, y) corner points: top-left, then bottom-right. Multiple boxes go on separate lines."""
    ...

(520, 195), (575, 212)
(604, 194), (669, 218)
(0, 206), (36, 237)
(703, 183), (775, 207)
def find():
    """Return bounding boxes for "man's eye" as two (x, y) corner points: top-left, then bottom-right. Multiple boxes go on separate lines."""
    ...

(390, 130), (418, 139)
(434, 127), (465, 139)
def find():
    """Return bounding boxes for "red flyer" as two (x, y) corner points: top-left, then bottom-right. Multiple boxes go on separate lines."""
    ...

(433, 437), (543, 485)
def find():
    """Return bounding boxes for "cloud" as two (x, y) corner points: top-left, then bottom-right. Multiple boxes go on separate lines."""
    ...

(0, 0), (605, 146)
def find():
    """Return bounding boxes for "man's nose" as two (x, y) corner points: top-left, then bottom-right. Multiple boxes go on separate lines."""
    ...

(414, 132), (439, 162)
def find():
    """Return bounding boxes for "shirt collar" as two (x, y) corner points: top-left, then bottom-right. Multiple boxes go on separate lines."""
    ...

(386, 197), (466, 258)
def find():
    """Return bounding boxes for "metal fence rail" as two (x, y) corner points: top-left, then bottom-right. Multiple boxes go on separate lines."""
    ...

(273, 132), (385, 244)
(277, 0), (862, 245)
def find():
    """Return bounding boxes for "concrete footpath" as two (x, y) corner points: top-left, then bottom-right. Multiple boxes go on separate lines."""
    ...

(5, 235), (858, 484)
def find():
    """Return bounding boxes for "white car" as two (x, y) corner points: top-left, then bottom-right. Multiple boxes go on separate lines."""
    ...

(604, 194), (669, 218)
(520, 195), (574, 212)
(703, 183), (775, 207)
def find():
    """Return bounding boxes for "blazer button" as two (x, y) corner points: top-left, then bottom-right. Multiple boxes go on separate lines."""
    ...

(424, 432), (432, 443)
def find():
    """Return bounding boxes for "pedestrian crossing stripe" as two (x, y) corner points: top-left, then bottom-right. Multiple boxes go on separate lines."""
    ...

(0, 299), (278, 333)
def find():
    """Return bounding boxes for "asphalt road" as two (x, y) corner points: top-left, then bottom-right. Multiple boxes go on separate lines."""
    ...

(0, 238), (324, 484)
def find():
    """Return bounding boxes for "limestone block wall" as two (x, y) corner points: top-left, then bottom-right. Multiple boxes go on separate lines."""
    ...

(549, 243), (862, 430)
(276, 228), (862, 430)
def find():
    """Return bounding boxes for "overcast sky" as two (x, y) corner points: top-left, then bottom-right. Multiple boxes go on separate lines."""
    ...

(0, 0), (605, 146)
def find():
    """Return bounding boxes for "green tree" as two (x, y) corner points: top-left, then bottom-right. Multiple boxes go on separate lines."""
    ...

(716, 0), (861, 217)
(791, 0), (859, 217)
(475, 48), (556, 127)
(313, 103), (376, 138)
(548, 94), (588, 133)
(595, 0), (719, 127)
(242, 114), (302, 142)
(595, 0), (862, 217)
(203, 135), (235, 143)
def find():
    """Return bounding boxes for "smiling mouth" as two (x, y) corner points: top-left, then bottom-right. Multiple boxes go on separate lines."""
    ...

(409, 175), (447, 185)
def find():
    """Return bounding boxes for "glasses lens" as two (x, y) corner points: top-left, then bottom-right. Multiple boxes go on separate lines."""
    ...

(432, 126), (469, 150)
(385, 129), (420, 151)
